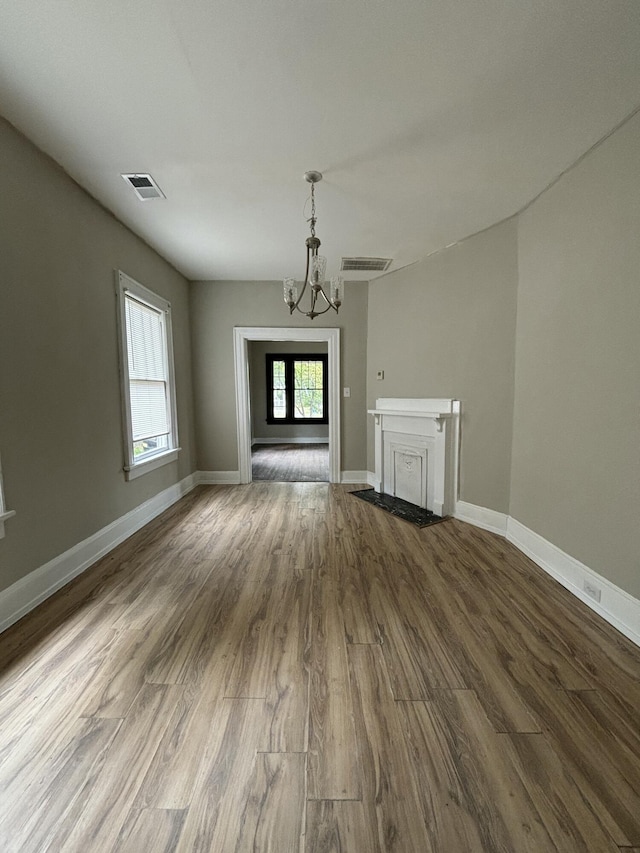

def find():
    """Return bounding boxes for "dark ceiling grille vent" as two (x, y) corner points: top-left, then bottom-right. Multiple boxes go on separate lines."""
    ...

(340, 257), (392, 273)
(121, 173), (165, 201)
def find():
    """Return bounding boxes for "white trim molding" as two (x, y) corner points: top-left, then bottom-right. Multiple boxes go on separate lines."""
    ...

(454, 500), (509, 536)
(124, 448), (180, 480)
(367, 472), (381, 490)
(341, 471), (370, 484)
(0, 474), (196, 635)
(196, 471), (241, 485)
(252, 437), (329, 446)
(0, 451), (15, 539)
(506, 517), (640, 648)
(233, 327), (341, 484)
(0, 510), (16, 540)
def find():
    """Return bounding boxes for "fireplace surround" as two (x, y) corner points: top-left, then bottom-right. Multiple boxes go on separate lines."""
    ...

(368, 398), (460, 517)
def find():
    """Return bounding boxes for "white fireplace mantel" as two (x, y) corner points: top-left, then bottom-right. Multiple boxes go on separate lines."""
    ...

(368, 398), (460, 517)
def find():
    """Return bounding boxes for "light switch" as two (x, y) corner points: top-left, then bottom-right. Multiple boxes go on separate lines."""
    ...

(343, 387), (351, 397)
(377, 370), (384, 380)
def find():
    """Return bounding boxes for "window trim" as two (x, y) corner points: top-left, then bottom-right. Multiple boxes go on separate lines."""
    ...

(0, 452), (16, 539)
(115, 271), (180, 481)
(266, 353), (329, 425)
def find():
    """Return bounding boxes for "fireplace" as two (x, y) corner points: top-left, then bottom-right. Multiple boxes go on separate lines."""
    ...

(368, 398), (459, 516)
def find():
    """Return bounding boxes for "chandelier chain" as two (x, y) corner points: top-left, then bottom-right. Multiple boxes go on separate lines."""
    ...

(309, 182), (317, 238)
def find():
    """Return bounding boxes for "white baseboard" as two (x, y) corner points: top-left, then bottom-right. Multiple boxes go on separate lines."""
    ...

(0, 473), (197, 635)
(251, 437), (329, 445)
(454, 500), (509, 535)
(5, 479), (637, 651)
(506, 517), (640, 648)
(196, 471), (241, 485)
(197, 471), (367, 486)
(341, 471), (370, 484)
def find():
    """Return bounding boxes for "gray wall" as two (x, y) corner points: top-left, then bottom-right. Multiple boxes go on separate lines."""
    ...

(510, 111), (640, 599)
(249, 341), (329, 441)
(3, 101), (638, 609)
(190, 280), (368, 474)
(0, 117), (195, 594)
(367, 220), (519, 514)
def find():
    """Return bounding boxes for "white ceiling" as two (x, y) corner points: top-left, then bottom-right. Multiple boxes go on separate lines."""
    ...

(1, 1), (640, 282)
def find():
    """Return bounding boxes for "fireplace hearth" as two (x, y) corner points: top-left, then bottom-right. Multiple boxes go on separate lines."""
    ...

(350, 488), (447, 528)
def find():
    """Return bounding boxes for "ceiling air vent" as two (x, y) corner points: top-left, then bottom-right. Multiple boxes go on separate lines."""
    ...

(340, 257), (392, 273)
(121, 173), (165, 201)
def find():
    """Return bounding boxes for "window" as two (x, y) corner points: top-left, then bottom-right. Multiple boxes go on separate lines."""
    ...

(116, 271), (179, 480)
(266, 354), (328, 424)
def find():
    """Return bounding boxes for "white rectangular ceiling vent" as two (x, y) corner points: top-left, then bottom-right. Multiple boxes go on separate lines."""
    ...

(340, 257), (392, 273)
(121, 173), (165, 201)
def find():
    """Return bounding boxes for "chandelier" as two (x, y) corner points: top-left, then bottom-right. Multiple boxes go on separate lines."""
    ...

(284, 171), (344, 319)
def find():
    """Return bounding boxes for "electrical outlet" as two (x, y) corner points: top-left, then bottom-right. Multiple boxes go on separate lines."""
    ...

(583, 580), (602, 603)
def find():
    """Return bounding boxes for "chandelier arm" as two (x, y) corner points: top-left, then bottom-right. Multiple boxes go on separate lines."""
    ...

(306, 293), (337, 317)
(316, 282), (339, 312)
(316, 286), (331, 307)
(313, 288), (338, 317)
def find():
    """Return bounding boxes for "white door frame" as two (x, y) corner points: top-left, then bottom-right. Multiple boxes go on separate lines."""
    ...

(233, 327), (341, 483)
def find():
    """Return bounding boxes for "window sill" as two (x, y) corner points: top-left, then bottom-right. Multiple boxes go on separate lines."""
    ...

(124, 448), (180, 481)
(0, 509), (16, 540)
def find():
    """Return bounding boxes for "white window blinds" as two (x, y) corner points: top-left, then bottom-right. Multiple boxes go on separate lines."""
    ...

(125, 294), (169, 441)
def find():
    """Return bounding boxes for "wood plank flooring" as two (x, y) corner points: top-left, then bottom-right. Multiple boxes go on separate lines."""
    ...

(251, 443), (329, 481)
(1, 483), (640, 852)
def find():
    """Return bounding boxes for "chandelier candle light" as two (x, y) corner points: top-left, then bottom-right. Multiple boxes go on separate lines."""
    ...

(284, 171), (344, 319)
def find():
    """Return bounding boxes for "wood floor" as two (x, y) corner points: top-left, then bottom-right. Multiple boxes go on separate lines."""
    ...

(251, 443), (329, 481)
(1, 483), (640, 852)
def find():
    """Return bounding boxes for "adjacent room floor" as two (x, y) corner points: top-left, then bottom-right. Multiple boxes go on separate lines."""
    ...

(251, 442), (329, 482)
(1, 483), (639, 851)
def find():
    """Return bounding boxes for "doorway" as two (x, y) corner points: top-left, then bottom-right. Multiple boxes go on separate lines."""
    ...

(249, 342), (329, 481)
(233, 327), (341, 483)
